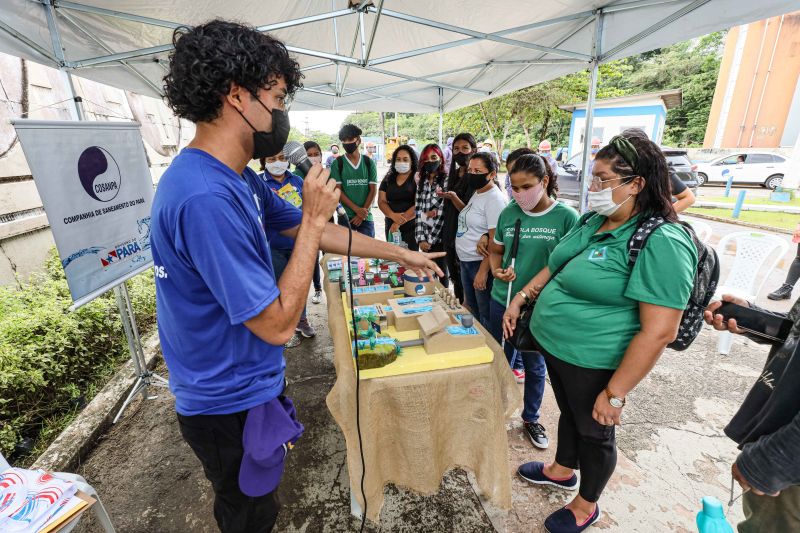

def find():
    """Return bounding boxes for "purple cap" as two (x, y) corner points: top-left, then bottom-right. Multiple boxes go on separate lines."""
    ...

(239, 395), (304, 497)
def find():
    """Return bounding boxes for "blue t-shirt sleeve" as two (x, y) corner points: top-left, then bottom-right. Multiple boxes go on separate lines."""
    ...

(177, 193), (279, 325)
(261, 184), (303, 234)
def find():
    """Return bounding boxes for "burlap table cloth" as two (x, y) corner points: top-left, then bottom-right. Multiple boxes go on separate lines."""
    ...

(322, 256), (521, 522)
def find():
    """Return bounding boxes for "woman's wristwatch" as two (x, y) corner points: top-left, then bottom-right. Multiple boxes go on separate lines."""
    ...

(517, 290), (530, 304)
(605, 388), (626, 408)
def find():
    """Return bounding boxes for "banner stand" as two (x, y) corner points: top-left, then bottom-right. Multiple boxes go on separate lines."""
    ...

(112, 280), (169, 424)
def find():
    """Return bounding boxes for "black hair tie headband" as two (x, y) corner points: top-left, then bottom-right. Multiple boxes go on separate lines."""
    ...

(608, 135), (639, 172)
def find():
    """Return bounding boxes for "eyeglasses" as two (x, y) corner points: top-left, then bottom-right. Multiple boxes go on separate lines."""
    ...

(588, 174), (638, 191)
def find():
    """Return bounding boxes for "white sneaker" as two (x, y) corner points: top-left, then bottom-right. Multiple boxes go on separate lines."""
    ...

(311, 290), (322, 304)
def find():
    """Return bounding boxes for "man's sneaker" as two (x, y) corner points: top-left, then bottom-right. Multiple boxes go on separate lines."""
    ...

(768, 284), (794, 300)
(512, 369), (525, 383)
(296, 317), (316, 338)
(284, 333), (301, 348)
(544, 504), (600, 533)
(311, 290), (323, 304)
(523, 421), (550, 449)
(517, 461), (578, 491)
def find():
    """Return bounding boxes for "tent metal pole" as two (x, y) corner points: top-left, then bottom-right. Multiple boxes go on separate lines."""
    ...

(55, 0), (183, 29)
(342, 63), (487, 98)
(43, 0), (84, 121)
(360, 65), (489, 95)
(438, 87), (444, 145)
(443, 62), (493, 108)
(579, 10), (605, 213)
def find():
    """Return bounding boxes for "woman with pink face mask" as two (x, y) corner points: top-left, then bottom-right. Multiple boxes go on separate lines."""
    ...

(487, 154), (578, 450)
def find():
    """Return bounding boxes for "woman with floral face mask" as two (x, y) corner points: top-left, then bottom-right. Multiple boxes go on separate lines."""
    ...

(503, 130), (697, 533)
(488, 154), (578, 450)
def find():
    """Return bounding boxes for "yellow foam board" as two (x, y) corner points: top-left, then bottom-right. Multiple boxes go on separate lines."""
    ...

(343, 294), (494, 379)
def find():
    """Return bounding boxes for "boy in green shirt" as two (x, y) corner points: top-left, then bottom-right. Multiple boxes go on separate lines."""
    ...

(329, 124), (377, 237)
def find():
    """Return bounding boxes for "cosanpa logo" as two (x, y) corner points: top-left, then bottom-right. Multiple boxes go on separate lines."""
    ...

(78, 146), (122, 202)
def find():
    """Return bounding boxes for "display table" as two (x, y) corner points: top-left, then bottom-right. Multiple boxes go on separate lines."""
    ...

(322, 257), (521, 522)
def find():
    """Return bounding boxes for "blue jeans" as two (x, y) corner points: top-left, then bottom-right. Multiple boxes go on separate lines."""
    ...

(459, 260), (493, 329)
(337, 214), (375, 237)
(270, 248), (306, 320)
(488, 298), (546, 424)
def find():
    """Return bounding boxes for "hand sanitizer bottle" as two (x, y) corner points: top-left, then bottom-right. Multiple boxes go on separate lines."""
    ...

(696, 497), (733, 533)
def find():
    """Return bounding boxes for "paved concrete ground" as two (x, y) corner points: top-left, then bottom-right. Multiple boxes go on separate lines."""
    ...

(71, 205), (796, 532)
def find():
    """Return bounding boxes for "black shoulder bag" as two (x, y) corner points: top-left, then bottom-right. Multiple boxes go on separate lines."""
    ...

(507, 212), (599, 353)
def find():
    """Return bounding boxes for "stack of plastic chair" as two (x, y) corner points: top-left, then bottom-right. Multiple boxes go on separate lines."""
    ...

(1, 452), (116, 532)
(714, 231), (789, 355)
(684, 218), (714, 244)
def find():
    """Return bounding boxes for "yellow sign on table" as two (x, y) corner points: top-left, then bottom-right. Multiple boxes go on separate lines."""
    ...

(342, 294), (493, 379)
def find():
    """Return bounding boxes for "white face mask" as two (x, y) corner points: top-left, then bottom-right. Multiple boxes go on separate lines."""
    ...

(395, 162), (411, 174)
(308, 156), (322, 165)
(266, 160), (289, 176)
(587, 182), (633, 216)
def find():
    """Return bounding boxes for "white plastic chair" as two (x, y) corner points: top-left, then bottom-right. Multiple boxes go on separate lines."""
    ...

(714, 231), (789, 354)
(684, 218), (713, 244)
(1, 453), (116, 532)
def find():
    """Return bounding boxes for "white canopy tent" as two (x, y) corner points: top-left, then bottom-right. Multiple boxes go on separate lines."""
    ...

(0, 0), (796, 200)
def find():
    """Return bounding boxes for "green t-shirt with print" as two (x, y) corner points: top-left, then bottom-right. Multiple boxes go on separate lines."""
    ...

(330, 154), (378, 220)
(532, 213), (697, 370)
(490, 201), (579, 306)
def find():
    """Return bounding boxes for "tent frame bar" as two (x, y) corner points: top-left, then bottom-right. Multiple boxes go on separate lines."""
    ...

(0, 19), (57, 63)
(578, 10), (605, 213)
(375, 8), (593, 61)
(54, 0), (184, 29)
(601, 0), (711, 59)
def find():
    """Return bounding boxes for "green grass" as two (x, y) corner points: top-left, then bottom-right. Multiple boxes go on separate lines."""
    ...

(687, 207), (797, 231)
(700, 194), (800, 207)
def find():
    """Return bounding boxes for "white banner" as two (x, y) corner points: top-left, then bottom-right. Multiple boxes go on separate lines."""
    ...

(12, 120), (154, 308)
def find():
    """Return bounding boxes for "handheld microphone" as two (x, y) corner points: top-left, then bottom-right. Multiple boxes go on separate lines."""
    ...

(283, 141), (347, 218)
(282, 141), (312, 175)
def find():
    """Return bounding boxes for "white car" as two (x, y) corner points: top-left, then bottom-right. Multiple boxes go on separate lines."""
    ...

(695, 152), (788, 189)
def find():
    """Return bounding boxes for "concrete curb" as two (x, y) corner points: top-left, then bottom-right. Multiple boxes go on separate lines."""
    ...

(685, 211), (793, 235)
(694, 201), (800, 214)
(33, 331), (164, 472)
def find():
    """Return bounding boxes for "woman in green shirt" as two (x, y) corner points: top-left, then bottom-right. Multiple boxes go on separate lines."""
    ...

(503, 132), (697, 533)
(488, 154), (578, 451)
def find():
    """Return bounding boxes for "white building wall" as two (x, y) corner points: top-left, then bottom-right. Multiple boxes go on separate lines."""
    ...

(0, 53), (194, 285)
(570, 114), (660, 157)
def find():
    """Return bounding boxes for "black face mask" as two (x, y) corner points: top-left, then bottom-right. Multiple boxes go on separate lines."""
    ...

(422, 160), (441, 174)
(466, 172), (489, 189)
(454, 152), (470, 167)
(343, 142), (359, 155)
(237, 95), (290, 159)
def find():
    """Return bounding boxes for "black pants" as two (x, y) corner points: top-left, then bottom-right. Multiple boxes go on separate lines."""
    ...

(537, 340), (617, 503)
(177, 410), (280, 533)
(430, 240), (449, 288)
(783, 243), (800, 287)
(444, 243), (462, 301)
(384, 218), (419, 251)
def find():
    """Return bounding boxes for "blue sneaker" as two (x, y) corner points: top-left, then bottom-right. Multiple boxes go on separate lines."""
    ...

(517, 461), (578, 491)
(544, 504), (601, 533)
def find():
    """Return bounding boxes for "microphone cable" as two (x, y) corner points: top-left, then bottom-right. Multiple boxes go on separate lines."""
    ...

(341, 211), (368, 533)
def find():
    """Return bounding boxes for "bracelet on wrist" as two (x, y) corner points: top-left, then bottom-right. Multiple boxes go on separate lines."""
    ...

(517, 290), (530, 304)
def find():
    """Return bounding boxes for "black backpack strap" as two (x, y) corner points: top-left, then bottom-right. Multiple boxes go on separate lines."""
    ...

(336, 155), (344, 175)
(627, 216), (669, 266)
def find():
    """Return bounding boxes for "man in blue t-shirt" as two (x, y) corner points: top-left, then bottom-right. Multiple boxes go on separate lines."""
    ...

(151, 20), (441, 532)
(154, 21), (443, 533)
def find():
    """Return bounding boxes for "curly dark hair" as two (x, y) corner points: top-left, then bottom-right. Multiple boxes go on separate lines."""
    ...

(338, 124), (363, 141)
(595, 128), (676, 222)
(163, 20), (303, 123)
(511, 154), (559, 199)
